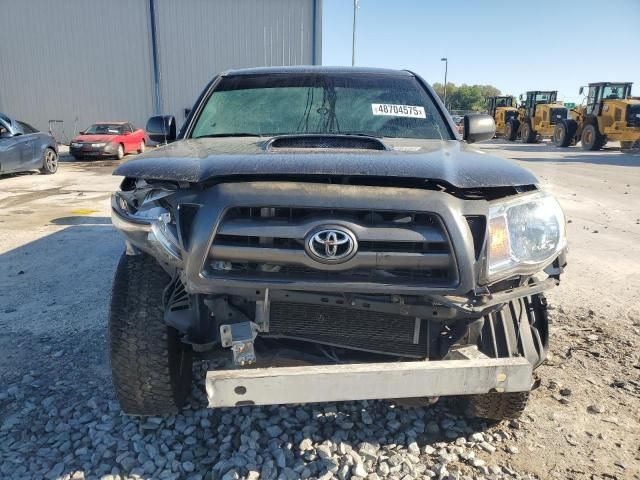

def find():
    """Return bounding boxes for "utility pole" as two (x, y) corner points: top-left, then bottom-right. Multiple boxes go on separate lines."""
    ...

(352, 0), (359, 66)
(441, 57), (448, 109)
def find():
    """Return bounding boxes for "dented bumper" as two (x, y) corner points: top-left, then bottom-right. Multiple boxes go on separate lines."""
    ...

(205, 346), (533, 407)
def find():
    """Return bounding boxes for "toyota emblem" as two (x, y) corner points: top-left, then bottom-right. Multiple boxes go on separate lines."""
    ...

(305, 227), (357, 264)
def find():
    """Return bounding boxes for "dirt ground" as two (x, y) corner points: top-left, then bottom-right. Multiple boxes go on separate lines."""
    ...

(1, 141), (639, 480)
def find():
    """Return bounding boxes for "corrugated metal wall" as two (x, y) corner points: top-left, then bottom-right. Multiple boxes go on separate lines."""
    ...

(154, 0), (321, 123)
(0, 0), (321, 138)
(0, 0), (155, 137)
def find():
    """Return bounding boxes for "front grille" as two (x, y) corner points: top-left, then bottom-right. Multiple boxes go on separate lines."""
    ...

(549, 108), (567, 125)
(207, 206), (458, 286)
(267, 302), (430, 357)
(628, 105), (640, 127)
(505, 111), (518, 122)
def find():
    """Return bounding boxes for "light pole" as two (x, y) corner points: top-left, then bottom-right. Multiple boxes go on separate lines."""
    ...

(352, 0), (359, 66)
(441, 57), (448, 109)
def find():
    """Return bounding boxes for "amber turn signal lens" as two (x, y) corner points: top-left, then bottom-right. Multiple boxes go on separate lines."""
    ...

(489, 216), (510, 262)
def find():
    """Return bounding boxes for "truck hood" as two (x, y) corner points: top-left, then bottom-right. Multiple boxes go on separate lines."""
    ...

(113, 137), (538, 189)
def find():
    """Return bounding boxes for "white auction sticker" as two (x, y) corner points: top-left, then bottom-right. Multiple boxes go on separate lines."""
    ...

(371, 103), (426, 118)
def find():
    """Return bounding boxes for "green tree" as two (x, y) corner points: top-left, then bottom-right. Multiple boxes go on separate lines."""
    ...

(432, 81), (502, 112)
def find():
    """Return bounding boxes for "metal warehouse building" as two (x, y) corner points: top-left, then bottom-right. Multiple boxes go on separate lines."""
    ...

(0, 0), (322, 140)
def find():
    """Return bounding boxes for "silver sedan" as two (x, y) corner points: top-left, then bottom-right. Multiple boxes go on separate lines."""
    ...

(0, 113), (58, 175)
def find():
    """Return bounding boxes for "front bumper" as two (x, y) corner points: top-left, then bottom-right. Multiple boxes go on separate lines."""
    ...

(206, 346), (533, 407)
(111, 181), (564, 314)
(70, 143), (118, 157)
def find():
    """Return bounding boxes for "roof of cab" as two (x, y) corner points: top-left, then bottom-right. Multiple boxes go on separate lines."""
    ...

(221, 66), (415, 77)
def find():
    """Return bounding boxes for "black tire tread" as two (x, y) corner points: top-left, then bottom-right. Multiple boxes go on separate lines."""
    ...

(108, 253), (192, 415)
(554, 122), (571, 147)
(39, 148), (58, 174)
(464, 391), (529, 420)
(505, 119), (519, 141)
(522, 119), (536, 143)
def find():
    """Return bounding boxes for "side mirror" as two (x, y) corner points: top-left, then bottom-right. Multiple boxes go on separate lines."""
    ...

(463, 114), (495, 144)
(578, 86), (584, 95)
(518, 94), (523, 101)
(146, 115), (177, 144)
(78, 130), (85, 135)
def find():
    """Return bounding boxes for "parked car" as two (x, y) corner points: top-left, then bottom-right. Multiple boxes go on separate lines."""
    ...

(70, 122), (148, 160)
(0, 113), (58, 175)
(109, 67), (567, 420)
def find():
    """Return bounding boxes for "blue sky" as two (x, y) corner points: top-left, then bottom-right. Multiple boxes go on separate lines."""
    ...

(322, 0), (640, 103)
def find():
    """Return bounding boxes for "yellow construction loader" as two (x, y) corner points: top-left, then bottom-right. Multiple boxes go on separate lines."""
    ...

(505, 91), (568, 143)
(553, 82), (640, 150)
(486, 96), (519, 137)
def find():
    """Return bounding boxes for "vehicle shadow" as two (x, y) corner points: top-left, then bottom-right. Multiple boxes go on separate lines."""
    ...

(51, 215), (112, 225)
(484, 141), (640, 167)
(0, 171), (40, 180)
(0, 221), (509, 479)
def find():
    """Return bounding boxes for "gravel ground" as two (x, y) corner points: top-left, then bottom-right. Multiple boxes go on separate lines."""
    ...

(1, 143), (639, 480)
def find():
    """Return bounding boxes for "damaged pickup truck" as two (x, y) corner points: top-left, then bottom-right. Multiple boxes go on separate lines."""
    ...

(109, 67), (567, 419)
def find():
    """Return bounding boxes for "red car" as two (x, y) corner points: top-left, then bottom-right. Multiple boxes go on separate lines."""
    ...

(70, 122), (148, 160)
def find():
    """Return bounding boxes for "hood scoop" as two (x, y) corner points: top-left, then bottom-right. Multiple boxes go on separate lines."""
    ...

(266, 134), (388, 151)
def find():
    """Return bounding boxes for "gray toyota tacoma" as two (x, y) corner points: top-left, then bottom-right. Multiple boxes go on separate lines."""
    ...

(109, 67), (567, 419)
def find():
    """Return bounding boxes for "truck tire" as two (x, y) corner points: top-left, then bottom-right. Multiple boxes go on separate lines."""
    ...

(581, 124), (603, 151)
(554, 119), (577, 147)
(463, 391), (529, 420)
(109, 253), (193, 415)
(521, 119), (536, 143)
(505, 119), (519, 141)
(456, 293), (548, 420)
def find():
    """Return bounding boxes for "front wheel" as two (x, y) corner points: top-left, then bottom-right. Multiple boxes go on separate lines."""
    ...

(521, 120), (536, 143)
(554, 122), (571, 147)
(463, 391), (529, 420)
(505, 119), (519, 141)
(581, 124), (603, 151)
(116, 144), (125, 160)
(138, 140), (146, 154)
(40, 148), (58, 174)
(109, 253), (193, 415)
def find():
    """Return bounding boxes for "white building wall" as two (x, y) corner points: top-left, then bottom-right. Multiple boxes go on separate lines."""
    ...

(0, 0), (155, 136)
(154, 0), (321, 123)
(0, 0), (321, 138)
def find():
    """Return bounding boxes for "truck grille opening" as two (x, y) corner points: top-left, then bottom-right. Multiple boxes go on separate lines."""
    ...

(266, 302), (431, 357)
(206, 207), (459, 287)
(628, 105), (640, 127)
(504, 111), (518, 122)
(549, 108), (567, 125)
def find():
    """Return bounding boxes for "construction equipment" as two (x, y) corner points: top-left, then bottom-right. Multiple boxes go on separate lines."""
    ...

(505, 91), (567, 143)
(486, 96), (519, 137)
(553, 82), (640, 150)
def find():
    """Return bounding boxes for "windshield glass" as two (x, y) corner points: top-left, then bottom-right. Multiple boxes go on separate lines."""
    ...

(534, 92), (556, 104)
(191, 73), (451, 140)
(85, 124), (123, 135)
(602, 85), (629, 100)
(495, 97), (512, 107)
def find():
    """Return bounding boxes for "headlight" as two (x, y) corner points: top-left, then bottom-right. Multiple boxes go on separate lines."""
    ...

(92, 142), (107, 147)
(71, 142), (82, 147)
(486, 190), (566, 282)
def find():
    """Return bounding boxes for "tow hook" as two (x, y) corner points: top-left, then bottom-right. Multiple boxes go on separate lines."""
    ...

(220, 322), (259, 366)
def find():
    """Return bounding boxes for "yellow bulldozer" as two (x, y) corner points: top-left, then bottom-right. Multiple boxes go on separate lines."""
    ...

(504, 91), (568, 143)
(486, 96), (519, 137)
(553, 82), (640, 150)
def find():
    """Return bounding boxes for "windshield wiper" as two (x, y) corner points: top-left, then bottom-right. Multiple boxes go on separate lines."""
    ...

(193, 133), (264, 138)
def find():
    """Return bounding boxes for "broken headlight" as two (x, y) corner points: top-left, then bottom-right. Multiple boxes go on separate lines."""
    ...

(486, 190), (566, 282)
